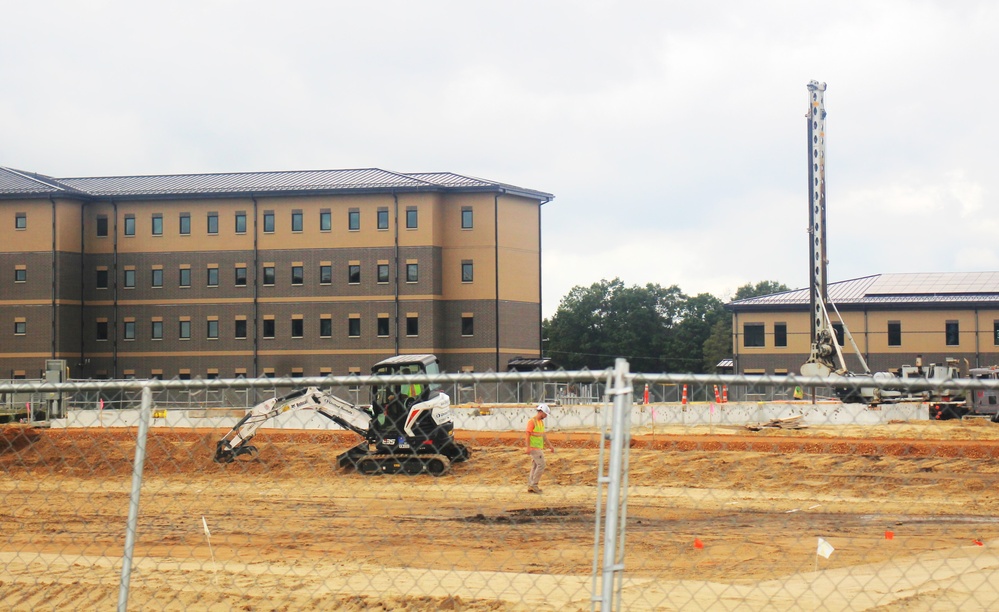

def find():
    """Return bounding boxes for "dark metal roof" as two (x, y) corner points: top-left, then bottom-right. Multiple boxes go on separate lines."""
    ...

(59, 168), (431, 197)
(0, 166), (553, 202)
(406, 172), (553, 201)
(0, 167), (76, 196)
(729, 273), (999, 310)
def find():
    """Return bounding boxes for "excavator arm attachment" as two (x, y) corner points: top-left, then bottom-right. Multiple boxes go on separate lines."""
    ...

(214, 387), (373, 463)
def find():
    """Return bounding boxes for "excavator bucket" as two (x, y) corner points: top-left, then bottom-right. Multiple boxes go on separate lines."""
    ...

(214, 440), (257, 463)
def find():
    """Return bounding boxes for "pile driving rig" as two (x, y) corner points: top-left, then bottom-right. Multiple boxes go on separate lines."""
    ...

(214, 354), (471, 475)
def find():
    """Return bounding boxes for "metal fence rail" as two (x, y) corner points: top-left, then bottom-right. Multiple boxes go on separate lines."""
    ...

(3, 366), (999, 610)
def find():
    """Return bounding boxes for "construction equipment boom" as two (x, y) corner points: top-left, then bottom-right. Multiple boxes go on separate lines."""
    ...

(214, 354), (471, 475)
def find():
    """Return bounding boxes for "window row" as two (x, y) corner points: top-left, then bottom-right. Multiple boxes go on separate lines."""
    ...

(86, 260), (476, 289)
(742, 320), (976, 348)
(90, 315), (476, 341)
(92, 206), (476, 237)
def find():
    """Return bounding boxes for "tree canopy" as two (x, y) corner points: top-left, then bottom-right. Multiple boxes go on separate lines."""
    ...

(543, 278), (789, 373)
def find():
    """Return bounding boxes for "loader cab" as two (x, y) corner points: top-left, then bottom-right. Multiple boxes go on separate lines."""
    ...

(369, 354), (442, 431)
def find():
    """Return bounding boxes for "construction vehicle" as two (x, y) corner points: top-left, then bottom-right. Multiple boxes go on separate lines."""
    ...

(213, 354), (471, 475)
(917, 363), (999, 420)
(799, 80), (879, 401)
(797, 82), (999, 412)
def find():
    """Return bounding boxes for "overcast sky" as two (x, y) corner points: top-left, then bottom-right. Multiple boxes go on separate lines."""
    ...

(3, 1), (997, 317)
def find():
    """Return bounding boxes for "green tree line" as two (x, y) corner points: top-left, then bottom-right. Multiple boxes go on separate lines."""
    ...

(542, 279), (789, 372)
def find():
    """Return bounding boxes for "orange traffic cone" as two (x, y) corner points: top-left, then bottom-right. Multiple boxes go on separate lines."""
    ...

(643, 383), (649, 405)
(681, 384), (688, 405)
(722, 385), (728, 403)
(693, 538), (704, 549)
(713, 385), (721, 403)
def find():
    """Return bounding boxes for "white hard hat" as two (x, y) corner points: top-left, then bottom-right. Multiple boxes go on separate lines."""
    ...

(537, 403), (551, 415)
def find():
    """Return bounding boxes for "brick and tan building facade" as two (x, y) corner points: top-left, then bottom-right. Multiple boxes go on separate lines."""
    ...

(727, 273), (999, 375)
(0, 167), (552, 379)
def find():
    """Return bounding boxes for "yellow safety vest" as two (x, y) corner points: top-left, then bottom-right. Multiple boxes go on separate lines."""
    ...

(402, 383), (423, 397)
(527, 417), (545, 449)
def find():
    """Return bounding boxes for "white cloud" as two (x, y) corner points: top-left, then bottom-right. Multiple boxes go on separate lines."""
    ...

(2, 1), (998, 316)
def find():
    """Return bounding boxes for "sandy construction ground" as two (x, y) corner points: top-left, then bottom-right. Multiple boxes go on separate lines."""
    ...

(3, 420), (999, 610)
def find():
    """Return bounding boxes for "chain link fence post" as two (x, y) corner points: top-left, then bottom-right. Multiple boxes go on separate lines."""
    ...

(117, 384), (152, 612)
(593, 358), (633, 611)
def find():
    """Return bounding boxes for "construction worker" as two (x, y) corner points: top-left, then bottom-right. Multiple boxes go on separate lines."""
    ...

(793, 385), (804, 400)
(526, 403), (555, 494)
(400, 366), (423, 402)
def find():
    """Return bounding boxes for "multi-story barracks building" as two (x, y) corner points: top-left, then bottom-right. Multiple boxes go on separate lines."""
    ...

(0, 166), (553, 379)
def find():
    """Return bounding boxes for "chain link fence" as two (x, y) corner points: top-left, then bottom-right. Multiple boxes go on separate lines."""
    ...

(3, 363), (999, 610)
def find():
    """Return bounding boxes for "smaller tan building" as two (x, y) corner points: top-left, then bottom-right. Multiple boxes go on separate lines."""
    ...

(727, 273), (999, 375)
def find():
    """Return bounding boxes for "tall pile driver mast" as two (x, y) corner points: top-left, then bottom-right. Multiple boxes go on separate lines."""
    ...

(802, 81), (847, 377)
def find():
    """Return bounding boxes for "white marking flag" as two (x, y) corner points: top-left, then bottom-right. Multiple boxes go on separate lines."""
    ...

(202, 516), (211, 538)
(816, 537), (834, 559)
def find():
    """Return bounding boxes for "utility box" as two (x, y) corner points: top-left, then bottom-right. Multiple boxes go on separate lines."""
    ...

(44, 359), (67, 419)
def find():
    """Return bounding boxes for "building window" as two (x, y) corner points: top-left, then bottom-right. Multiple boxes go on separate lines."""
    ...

(235, 319), (247, 339)
(348, 317), (361, 338)
(179, 268), (191, 288)
(14, 268), (26, 283)
(461, 207), (473, 229)
(235, 267), (247, 287)
(179, 213), (191, 235)
(206, 319), (219, 340)
(832, 323), (845, 346)
(124, 269), (136, 289)
(462, 315), (474, 337)
(235, 212), (247, 234)
(994, 321), (999, 346)
(179, 320), (191, 340)
(291, 318), (304, 338)
(124, 321), (135, 341)
(152, 214), (163, 236)
(377, 316), (389, 337)
(14, 321), (26, 335)
(320, 210), (331, 231)
(461, 260), (474, 283)
(207, 267), (219, 287)
(377, 208), (389, 230)
(377, 264), (389, 284)
(96, 216), (108, 237)
(291, 211), (303, 232)
(320, 265), (332, 285)
(96, 321), (108, 341)
(263, 266), (275, 286)
(406, 263), (418, 283)
(263, 211), (275, 233)
(291, 265), (304, 285)
(743, 323), (765, 347)
(124, 215), (135, 236)
(348, 209), (360, 231)
(151, 320), (163, 340)
(348, 264), (360, 284)
(406, 315), (419, 337)
(774, 323), (787, 347)
(320, 318), (332, 338)
(888, 321), (901, 347)
(406, 207), (418, 229)
(151, 268), (163, 288)
(946, 321), (960, 346)
(207, 212), (219, 234)
(15, 213), (26, 230)
(263, 319), (275, 339)
(96, 269), (109, 290)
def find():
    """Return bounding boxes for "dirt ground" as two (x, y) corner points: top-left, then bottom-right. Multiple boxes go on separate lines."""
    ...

(4, 420), (999, 610)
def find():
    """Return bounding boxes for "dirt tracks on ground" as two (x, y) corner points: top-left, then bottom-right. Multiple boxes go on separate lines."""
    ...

(3, 421), (999, 610)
